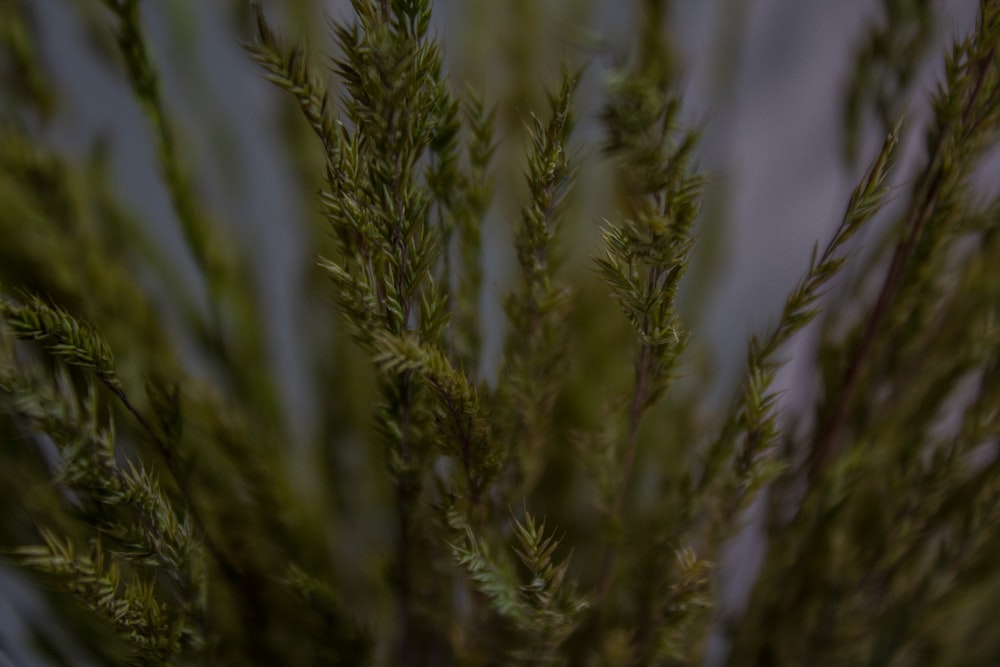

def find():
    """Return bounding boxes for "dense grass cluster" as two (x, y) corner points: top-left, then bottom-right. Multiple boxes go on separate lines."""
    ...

(1, 0), (999, 664)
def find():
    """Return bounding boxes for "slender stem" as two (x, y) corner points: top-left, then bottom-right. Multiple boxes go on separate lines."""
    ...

(394, 375), (418, 667)
(807, 187), (934, 477)
(104, 382), (233, 576)
(809, 45), (995, 478)
(103, 379), (282, 661)
(595, 336), (654, 610)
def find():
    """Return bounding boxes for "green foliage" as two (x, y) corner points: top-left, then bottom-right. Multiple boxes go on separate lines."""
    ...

(451, 510), (588, 665)
(499, 67), (577, 496)
(0, 300), (204, 663)
(2, 0), (1000, 665)
(1, 293), (122, 389)
(17, 528), (187, 665)
(698, 124), (900, 530)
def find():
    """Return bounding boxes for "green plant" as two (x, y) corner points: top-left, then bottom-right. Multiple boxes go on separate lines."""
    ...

(1, 0), (999, 665)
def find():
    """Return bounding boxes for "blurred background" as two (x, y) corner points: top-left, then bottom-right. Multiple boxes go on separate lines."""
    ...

(0, 0), (983, 663)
